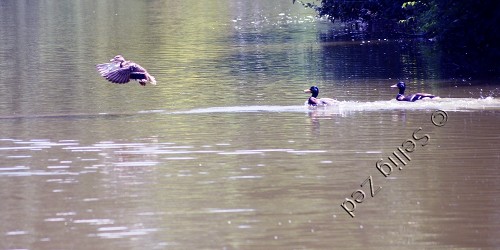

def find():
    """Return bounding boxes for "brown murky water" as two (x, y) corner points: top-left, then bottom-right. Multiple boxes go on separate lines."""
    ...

(1, 0), (500, 249)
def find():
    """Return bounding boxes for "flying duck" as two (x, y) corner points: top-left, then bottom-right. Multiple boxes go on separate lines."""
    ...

(391, 82), (436, 102)
(304, 86), (338, 106)
(96, 55), (156, 86)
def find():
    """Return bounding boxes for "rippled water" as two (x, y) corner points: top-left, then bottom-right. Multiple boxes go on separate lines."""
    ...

(1, 0), (500, 249)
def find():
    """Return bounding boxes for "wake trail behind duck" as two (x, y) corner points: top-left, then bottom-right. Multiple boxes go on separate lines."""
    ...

(171, 97), (500, 115)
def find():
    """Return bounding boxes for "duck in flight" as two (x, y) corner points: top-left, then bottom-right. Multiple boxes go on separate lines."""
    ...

(391, 81), (436, 102)
(96, 55), (156, 86)
(304, 86), (338, 106)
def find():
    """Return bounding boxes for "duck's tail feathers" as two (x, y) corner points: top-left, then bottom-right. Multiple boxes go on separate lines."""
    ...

(148, 74), (157, 85)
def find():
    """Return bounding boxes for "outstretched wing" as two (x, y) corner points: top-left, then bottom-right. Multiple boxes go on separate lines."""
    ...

(96, 61), (156, 85)
(103, 67), (132, 84)
(96, 62), (120, 76)
(96, 61), (131, 84)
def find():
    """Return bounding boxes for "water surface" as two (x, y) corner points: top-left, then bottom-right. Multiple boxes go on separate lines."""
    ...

(1, 0), (500, 249)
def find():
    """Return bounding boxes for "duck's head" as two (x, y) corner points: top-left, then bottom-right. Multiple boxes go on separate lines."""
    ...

(304, 86), (319, 98)
(110, 55), (126, 63)
(391, 81), (406, 94)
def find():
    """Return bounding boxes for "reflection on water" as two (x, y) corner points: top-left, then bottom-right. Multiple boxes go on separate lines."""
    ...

(1, 0), (500, 249)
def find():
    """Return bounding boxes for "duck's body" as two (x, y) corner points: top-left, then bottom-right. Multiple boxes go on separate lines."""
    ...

(96, 55), (156, 86)
(391, 82), (436, 102)
(304, 86), (338, 106)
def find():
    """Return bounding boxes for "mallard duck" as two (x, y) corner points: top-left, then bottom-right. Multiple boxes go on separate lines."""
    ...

(391, 82), (436, 102)
(96, 55), (156, 86)
(304, 86), (338, 106)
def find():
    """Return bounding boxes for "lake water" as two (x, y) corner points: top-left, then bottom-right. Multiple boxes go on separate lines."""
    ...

(1, 0), (500, 249)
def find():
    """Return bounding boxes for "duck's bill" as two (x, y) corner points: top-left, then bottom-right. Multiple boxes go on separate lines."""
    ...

(390, 84), (398, 88)
(304, 89), (312, 93)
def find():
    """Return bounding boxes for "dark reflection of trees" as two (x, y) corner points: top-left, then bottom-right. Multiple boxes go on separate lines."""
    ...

(316, 37), (444, 80)
(317, 33), (499, 80)
(216, 32), (446, 84)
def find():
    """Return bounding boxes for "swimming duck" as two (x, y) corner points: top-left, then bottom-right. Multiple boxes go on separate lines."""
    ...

(96, 55), (156, 86)
(304, 86), (338, 106)
(391, 82), (436, 102)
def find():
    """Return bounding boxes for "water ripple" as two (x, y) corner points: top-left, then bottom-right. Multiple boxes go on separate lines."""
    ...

(171, 98), (500, 115)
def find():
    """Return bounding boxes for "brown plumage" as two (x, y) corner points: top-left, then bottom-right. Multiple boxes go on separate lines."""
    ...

(96, 55), (156, 86)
